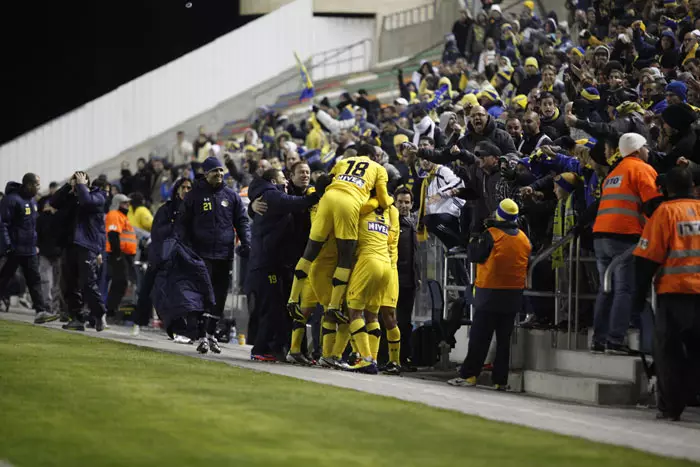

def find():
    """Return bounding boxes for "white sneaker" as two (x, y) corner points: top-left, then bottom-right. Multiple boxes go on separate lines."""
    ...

(173, 335), (193, 345)
(132, 324), (140, 336)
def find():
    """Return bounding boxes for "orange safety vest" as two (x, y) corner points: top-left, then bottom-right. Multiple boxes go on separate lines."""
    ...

(633, 199), (700, 294)
(105, 210), (137, 255)
(593, 156), (660, 236)
(475, 227), (531, 289)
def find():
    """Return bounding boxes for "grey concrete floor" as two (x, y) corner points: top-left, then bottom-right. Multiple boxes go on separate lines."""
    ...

(1, 308), (699, 463)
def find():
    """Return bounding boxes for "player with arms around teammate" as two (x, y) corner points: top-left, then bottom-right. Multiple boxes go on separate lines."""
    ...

(288, 143), (393, 324)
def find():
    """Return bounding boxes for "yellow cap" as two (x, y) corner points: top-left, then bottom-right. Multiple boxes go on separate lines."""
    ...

(496, 198), (519, 222)
(525, 57), (539, 70)
(524, 0), (535, 10)
(394, 134), (409, 146)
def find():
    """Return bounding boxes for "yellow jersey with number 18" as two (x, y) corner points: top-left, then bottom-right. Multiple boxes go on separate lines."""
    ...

(329, 156), (393, 208)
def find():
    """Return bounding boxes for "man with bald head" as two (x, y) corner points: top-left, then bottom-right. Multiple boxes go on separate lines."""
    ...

(455, 105), (516, 155)
(518, 111), (552, 156)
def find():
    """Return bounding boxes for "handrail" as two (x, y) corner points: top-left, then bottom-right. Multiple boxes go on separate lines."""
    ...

(602, 245), (637, 293)
(252, 38), (374, 100)
(526, 231), (576, 289)
(391, 40), (445, 72)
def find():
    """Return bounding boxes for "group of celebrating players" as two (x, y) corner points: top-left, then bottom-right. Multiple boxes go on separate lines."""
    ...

(283, 144), (400, 375)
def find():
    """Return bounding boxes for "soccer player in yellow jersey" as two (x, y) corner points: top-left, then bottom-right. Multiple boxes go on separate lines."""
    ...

(288, 143), (393, 325)
(342, 203), (395, 373)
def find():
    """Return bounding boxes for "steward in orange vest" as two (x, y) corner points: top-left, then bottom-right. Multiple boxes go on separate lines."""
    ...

(105, 194), (137, 318)
(448, 199), (531, 390)
(633, 167), (700, 422)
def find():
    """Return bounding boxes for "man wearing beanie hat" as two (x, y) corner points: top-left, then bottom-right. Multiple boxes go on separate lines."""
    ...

(658, 104), (699, 173)
(517, 57), (541, 96)
(448, 198), (531, 390)
(591, 133), (662, 355)
(665, 81), (688, 105)
(177, 155), (251, 355)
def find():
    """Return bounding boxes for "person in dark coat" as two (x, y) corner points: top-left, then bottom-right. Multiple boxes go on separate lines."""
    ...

(133, 177), (193, 340)
(151, 238), (215, 334)
(456, 106), (516, 155)
(452, 10), (473, 57)
(50, 172), (109, 331)
(246, 167), (319, 362)
(448, 199), (531, 389)
(36, 199), (65, 318)
(0, 173), (53, 324)
(394, 187), (421, 368)
(176, 156), (251, 354)
(655, 104), (699, 173)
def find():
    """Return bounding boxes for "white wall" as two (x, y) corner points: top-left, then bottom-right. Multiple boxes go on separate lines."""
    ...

(240, 0), (431, 15)
(0, 0), (320, 188)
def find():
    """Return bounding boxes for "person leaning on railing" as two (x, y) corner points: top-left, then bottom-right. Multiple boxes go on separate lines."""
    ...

(632, 167), (700, 422)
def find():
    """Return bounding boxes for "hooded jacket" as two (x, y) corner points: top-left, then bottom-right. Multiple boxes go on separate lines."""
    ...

(457, 116), (516, 155)
(150, 238), (215, 327)
(176, 178), (251, 260)
(0, 182), (38, 256)
(247, 177), (318, 271)
(48, 183), (107, 254)
(149, 178), (187, 265)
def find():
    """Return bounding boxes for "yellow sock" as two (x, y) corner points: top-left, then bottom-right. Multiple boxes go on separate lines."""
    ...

(289, 258), (312, 304)
(332, 323), (351, 358)
(386, 326), (401, 364)
(349, 318), (371, 359)
(290, 320), (306, 354)
(328, 267), (351, 310)
(366, 321), (381, 361)
(321, 317), (336, 358)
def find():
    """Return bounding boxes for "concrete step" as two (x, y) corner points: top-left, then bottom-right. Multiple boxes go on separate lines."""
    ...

(523, 370), (637, 405)
(554, 349), (643, 384)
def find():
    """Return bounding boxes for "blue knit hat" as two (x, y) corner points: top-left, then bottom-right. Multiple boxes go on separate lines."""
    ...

(665, 81), (688, 102)
(202, 156), (223, 173)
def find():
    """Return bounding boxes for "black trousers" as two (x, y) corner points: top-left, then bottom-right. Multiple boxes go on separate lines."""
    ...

(134, 264), (157, 326)
(423, 213), (468, 287)
(397, 286), (416, 364)
(106, 254), (134, 315)
(0, 254), (48, 313)
(202, 258), (232, 336)
(654, 294), (700, 417)
(62, 245), (106, 320)
(460, 308), (516, 385)
(251, 268), (293, 356)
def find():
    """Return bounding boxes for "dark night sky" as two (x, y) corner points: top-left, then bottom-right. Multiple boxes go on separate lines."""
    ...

(0, 0), (255, 145)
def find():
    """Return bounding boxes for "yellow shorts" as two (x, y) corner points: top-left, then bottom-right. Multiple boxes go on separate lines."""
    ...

(347, 257), (391, 313)
(379, 268), (399, 309)
(309, 189), (361, 242)
(308, 253), (337, 308)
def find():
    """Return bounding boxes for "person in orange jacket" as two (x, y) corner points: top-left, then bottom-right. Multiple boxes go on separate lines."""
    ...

(590, 133), (663, 355)
(448, 199), (531, 390)
(633, 167), (700, 422)
(105, 193), (138, 320)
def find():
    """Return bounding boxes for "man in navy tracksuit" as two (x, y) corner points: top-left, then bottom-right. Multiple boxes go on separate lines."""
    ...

(177, 156), (251, 354)
(0, 173), (54, 324)
(247, 168), (319, 361)
(50, 172), (109, 331)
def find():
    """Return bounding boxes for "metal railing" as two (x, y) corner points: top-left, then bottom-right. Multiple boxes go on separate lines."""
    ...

(382, 1), (438, 31)
(602, 245), (637, 293)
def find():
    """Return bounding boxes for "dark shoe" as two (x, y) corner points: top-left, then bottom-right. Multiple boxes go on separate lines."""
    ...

(1, 298), (9, 312)
(401, 359), (418, 372)
(590, 342), (605, 354)
(208, 337), (222, 354)
(62, 320), (85, 331)
(656, 412), (680, 422)
(94, 316), (105, 332)
(494, 384), (510, 392)
(197, 338), (209, 354)
(59, 312), (70, 323)
(383, 362), (401, 375)
(286, 352), (313, 365)
(346, 352), (361, 366)
(34, 311), (59, 324)
(605, 342), (634, 356)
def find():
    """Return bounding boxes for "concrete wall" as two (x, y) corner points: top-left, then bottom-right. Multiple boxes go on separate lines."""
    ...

(240, 0), (430, 16)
